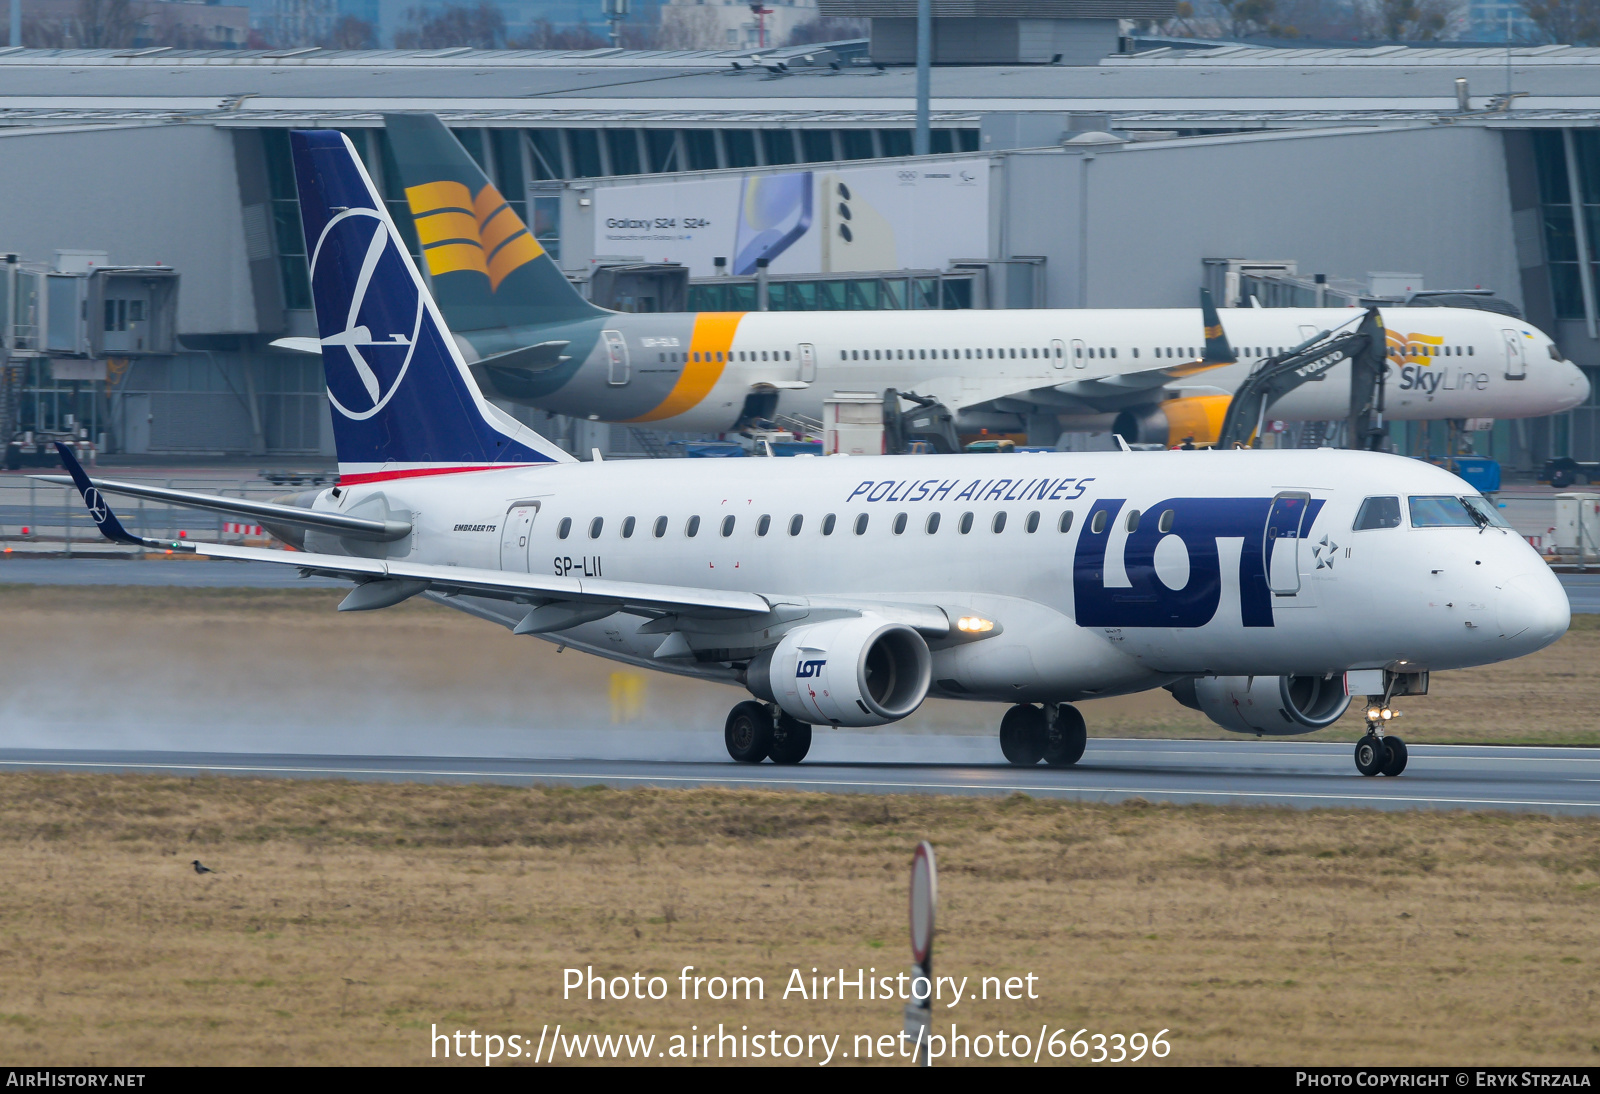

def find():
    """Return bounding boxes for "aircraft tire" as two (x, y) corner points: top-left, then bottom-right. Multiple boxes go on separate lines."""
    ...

(767, 715), (813, 765)
(1354, 734), (1389, 777)
(1379, 735), (1408, 777)
(725, 701), (773, 763)
(999, 704), (1047, 766)
(1043, 704), (1088, 767)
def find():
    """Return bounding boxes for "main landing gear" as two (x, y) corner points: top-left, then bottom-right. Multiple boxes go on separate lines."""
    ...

(999, 703), (1087, 767)
(1354, 697), (1408, 777)
(724, 701), (813, 765)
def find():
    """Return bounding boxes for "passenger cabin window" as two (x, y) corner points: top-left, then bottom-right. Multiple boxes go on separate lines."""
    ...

(721, 515), (736, 537)
(893, 512), (908, 534)
(1158, 509), (1174, 533)
(686, 515), (701, 537)
(589, 517), (603, 539)
(789, 514), (803, 536)
(558, 517), (572, 540)
(822, 514), (837, 536)
(1025, 510), (1040, 533)
(958, 512), (974, 534)
(621, 516), (636, 539)
(1353, 496), (1402, 530)
(1091, 510), (1107, 534)
(854, 513), (869, 535)
(1125, 509), (1141, 533)
(757, 514), (771, 536)
(992, 511), (1007, 533)
(1408, 496), (1479, 528)
(926, 512), (941, 534)
(1058, 511), (1074, 533)
(653, 516), (667, 538)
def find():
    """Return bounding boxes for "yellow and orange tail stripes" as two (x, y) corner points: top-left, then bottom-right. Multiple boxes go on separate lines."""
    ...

(405, 179), (545, 291)
(627, 312), (747, 424)
(1386, 330), (1446, 367)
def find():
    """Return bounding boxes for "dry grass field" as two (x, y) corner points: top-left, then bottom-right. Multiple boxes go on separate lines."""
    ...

(0, 583), (1597, 746)
(0, 583), (1597, 1065)
(0, 776), (1594, 1066)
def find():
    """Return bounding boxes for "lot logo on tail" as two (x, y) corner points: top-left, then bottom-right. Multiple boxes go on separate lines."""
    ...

(310, 211), (423, 420)
(405, 179), (542, 291)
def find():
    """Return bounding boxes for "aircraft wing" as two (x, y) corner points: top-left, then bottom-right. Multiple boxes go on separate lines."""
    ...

(193, 540), (774, 618)
(958, 359), (1232, 417)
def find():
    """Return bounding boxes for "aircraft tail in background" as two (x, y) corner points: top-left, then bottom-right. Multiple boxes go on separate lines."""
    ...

(382, 112), (607, 333)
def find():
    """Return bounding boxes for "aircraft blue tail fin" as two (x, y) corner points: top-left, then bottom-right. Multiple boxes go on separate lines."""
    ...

(290, 130), (575, 482)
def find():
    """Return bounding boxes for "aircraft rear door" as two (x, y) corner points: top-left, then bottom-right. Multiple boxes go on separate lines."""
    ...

(603, 330), (630, 385)
(1264, 491), (1311, 596)
(1051, 338), (1066, 369)
(1070, 338), (1087, 368)
(500, 502), (541, 573)
(797, 342), (817, 383)
(1501, 328), (1526, 380)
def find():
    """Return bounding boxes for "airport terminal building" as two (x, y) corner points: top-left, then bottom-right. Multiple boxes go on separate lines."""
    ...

(2, 11), (1600, 466)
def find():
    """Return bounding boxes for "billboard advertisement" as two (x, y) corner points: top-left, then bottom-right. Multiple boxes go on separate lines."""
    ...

(592, 158), (990, 276)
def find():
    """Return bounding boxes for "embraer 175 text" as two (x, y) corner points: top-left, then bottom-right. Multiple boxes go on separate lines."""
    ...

(55, 131), (1571, 777)
(269, 114), (1590, 447)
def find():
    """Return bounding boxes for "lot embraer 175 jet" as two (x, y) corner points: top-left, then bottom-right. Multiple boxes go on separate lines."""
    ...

(55, 131), (1571, 777)
(276, 114), (1588, 444)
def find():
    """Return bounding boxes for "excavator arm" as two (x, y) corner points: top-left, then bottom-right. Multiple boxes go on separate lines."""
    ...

(1215, 308), (1388, 450)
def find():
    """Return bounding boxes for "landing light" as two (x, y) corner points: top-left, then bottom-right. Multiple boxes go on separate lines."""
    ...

(957, 616), (994, 633)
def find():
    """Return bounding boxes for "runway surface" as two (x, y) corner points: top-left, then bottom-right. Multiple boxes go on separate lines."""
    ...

(1, 559), (1597, 612)
(2, 737), (1597, 814)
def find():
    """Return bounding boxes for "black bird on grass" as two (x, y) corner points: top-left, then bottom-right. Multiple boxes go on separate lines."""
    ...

(192, 860), (219, 875)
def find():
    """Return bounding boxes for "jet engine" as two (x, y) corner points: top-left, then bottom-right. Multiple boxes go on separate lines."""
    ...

(747, 616), (932, 727)
(1169, 674), (1350, 735)
(1111, 395), (1232, 448)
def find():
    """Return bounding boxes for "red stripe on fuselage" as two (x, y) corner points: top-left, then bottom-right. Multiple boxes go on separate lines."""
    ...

(337, 463), (548, 485)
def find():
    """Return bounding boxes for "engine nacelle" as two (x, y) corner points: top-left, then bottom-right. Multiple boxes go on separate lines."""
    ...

(749, 616), (932, 727)
(1111, 395), (1232, 448)
(1172, 674), (1350, 735)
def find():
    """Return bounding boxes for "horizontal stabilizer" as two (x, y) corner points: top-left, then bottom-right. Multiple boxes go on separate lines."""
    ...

(34, 471), (411, 541)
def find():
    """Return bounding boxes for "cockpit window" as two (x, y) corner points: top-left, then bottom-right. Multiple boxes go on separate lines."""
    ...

(1462, 495), (1513, 528)
(1353, 496), (1401, 530)
(1408, 496), (1478, 528)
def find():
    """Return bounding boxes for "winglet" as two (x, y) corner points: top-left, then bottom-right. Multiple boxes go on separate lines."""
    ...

(1200, 288), (1238, 365)
(52, 442), (183, 550)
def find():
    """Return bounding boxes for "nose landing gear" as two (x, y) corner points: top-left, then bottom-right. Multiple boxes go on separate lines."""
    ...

(1354, 696), (1408, 777)
(1000, 703), (1087, 766)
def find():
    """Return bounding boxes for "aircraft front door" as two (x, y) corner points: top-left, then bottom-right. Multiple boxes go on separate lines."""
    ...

(1070, 338), (1087, 369)
(603, 330), (630, 385)
(1265, 491), (1311, 596)
(500, 502), (541, 573)
(797, 342), (817, 383)
(1502, 328), (1526, 380)
(1050, 338), (1066, 369)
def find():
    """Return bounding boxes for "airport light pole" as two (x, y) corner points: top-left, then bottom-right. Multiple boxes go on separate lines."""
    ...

(602, 0), (629, 47)
(10, 0), (20, 48)
(914, 0), (931, 156)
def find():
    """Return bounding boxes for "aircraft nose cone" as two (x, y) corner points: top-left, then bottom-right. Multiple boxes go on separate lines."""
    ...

(1495, 570), (1570, 652)
(1571, 363), (1593, 409)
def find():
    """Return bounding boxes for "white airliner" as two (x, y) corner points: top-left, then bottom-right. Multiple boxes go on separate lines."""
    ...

(274, 114), (1590, 448)
(56, 131), (1571, 778)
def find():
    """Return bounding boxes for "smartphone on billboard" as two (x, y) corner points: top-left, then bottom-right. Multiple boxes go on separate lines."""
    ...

(819, 173), (897, 273)
(732, 171), (813, 275)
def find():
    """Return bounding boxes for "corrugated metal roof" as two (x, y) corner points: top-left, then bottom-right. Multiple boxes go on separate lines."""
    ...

(0, 44), (1595, 129)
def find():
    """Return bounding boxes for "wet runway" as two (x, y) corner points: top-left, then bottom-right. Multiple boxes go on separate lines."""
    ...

(2, 737), (1597, 815)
